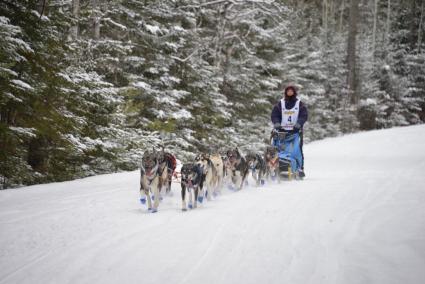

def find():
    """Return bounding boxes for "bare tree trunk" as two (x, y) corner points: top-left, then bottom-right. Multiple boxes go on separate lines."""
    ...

(346, 0), (360, 105)
(372, 0), (378, 61)
(91, 0), (100, 40)
(323, 0), (328, 38)
(384, 0), (391, 57)
(37, 0), (47, 17)
(418, 0), (424, 53)
(69, 0), (80, 40)
(339, 0), (345, 32)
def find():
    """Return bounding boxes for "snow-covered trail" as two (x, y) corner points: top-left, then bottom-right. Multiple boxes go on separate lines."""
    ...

(1, 125), (425, 284)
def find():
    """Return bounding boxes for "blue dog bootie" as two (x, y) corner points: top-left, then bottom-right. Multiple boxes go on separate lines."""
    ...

(197, 196), (203, 203)
(140, 197), (146, 204)
(227, 184), (235, 191)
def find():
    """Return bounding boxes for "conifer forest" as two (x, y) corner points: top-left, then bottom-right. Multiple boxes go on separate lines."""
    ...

(1, 0), (424, 188)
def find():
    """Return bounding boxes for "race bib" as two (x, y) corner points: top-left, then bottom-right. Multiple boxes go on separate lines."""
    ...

(281, 99), (300, 130)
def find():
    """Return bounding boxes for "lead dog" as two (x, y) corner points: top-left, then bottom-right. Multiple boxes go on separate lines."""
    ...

(225, 148), (249, 190)
(180, 163), (204, 211)
(245, 152), (267, 186)
(157, 150), (177, 195)
(139, 149), (161, 213)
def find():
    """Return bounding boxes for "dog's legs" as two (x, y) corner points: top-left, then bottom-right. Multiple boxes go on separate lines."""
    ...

(205, 175), (212, 201)
(181, 183), (187, 211)
(140, 177), (152, 207)
(216, 175), (223, 195)
(238, 169), (249, 190)
(167, 168), (172, 195)
(193, 187), (198, 209)
(259, 169), (266, 186)
(233, 171), (241, 190)
(151, 179), (160, 212)
(188, 187), (193, 209)
(276, 167), (281, 183)
(145, 189), (153, 210)
(197, 175), (205, 204)
(254, 170), (260, 186)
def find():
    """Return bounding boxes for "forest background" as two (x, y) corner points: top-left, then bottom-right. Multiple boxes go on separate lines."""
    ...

(1, 0), (424, 188)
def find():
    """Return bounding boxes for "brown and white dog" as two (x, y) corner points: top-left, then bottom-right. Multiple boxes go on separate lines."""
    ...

(139, 149), (161, 213)
(180, 163), (204, 211)
(264, 145), (280, 182)
(157, 150), (176, 195)
(225, 148), (249, 191)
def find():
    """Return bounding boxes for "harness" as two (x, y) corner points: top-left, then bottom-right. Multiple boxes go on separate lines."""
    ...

(141, 162), (159, 189)
(268, 156), (279, 169)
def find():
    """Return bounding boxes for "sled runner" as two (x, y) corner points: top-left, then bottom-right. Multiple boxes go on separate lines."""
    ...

(271, 129), (303, 179)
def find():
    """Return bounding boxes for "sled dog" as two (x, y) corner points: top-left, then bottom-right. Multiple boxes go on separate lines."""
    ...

(264, 145), (280, 182)
(139, 149), (161, 212)
(245, 152), (267, 186)
(180, 163), (204, 210)
(195, 153), (218, 200)
(157, 150), (176, 195)
(225, 148), (249, 190)
(209, 153), (225, 195)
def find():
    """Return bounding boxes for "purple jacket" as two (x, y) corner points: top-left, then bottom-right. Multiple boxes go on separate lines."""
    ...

(271, 96), (308, 129)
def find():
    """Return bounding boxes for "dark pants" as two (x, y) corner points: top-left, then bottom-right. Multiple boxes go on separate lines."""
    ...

(300, 131), (304, 170)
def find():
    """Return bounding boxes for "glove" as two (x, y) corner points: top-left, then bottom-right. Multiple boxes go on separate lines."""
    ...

(273, 123), (281, 130)
(293, 123), (301, 131)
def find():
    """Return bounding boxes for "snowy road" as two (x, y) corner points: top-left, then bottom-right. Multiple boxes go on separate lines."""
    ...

(1, 125), (425, 284)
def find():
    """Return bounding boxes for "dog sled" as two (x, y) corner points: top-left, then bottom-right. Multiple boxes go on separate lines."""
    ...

(271, 129), (303, 180)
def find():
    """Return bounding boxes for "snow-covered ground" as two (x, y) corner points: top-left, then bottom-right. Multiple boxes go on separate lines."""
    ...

(1, 125), (424, 284)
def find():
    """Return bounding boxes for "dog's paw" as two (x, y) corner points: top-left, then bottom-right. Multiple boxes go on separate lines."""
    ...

(182, 208), (187, 212)
(260, 179), (265, 186)
(227, 184), (236, 191)
(151, 208), (158, 213)
(188, 203), (193, 209)
(197, 196), (203, 203)
(147, 207), (152, 211)
(140, 197), (146, 204)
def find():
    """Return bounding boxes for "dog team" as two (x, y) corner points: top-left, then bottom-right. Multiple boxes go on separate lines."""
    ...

(139, 146), (281, 213)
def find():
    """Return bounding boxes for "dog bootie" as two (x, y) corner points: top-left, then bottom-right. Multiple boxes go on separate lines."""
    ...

(151, 208), (158, 213)
(140, 197), (146, 204)
(197, 196), (203, 203)
(260, 179), (265, 186)
(188, 203), (193, 209)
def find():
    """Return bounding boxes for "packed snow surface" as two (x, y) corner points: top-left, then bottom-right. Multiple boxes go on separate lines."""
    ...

(1, 125), (424, 284)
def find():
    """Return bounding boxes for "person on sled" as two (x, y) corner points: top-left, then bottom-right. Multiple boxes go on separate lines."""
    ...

(270, 85), (308, 177)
